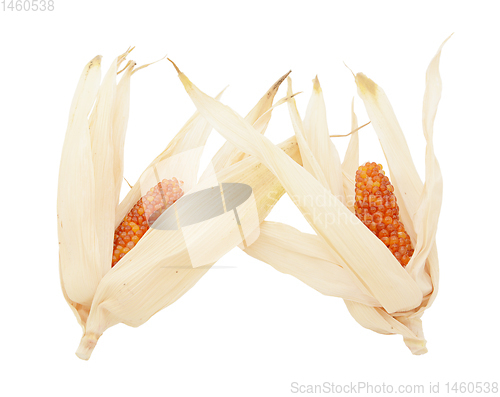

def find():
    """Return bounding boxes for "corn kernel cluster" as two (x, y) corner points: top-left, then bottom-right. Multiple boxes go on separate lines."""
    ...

(354, 162), (413, 266)
(112, 178), (184, 267)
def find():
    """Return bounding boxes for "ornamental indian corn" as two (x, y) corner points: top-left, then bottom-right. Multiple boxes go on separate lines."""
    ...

(173, 36), (449, 354)
(57, 52), (300, 359)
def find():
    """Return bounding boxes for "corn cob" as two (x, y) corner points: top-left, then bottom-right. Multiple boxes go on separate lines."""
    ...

(112, 178), (184, 266)
(171, 36), (449, 354)
(354, 162), (414, 266)
(76, 136), (301, 360)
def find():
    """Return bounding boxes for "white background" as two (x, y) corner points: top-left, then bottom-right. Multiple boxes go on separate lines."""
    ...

(1, 1), (499, 396)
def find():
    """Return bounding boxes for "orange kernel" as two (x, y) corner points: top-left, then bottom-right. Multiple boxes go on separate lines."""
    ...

(112, 178), (184, 267)
(354, 162), (413, 266)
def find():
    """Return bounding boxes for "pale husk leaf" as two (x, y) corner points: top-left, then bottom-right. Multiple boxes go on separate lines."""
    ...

(341, 99), (359, 213)
(342, 98), (360, 178)
(406, 37), (449, 291)
(174, 69), (422, 313)
(58, 56), (101, 308)
(200, 71), (290, 179)
(242, 217), (429, 353)
(355, 73), (420, 244)
(244, 221), (378, 306)
(88, 58), (118, 281)
(400, 40), (449, 315)
(303, 77), (345, 202)
(345, 300), (427, 354)
(286, 77), (331, 190)
(112, 61), (134, 207)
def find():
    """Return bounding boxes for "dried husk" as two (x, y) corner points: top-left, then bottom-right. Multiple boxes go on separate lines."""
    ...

(58, 55), (102, 325)
(302, 77), (345, 201)
(58, 52), (131, 322)
(76, 137), (300, 359)
(172, 36), (448, 354)
(245, 221), (378, 306)
(343, 37), (449, 353)
(173, 65), (423, 315)
(341, 99), (359, 213)
(60, 62), (295, 358)
(200, 71), (291, 179)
